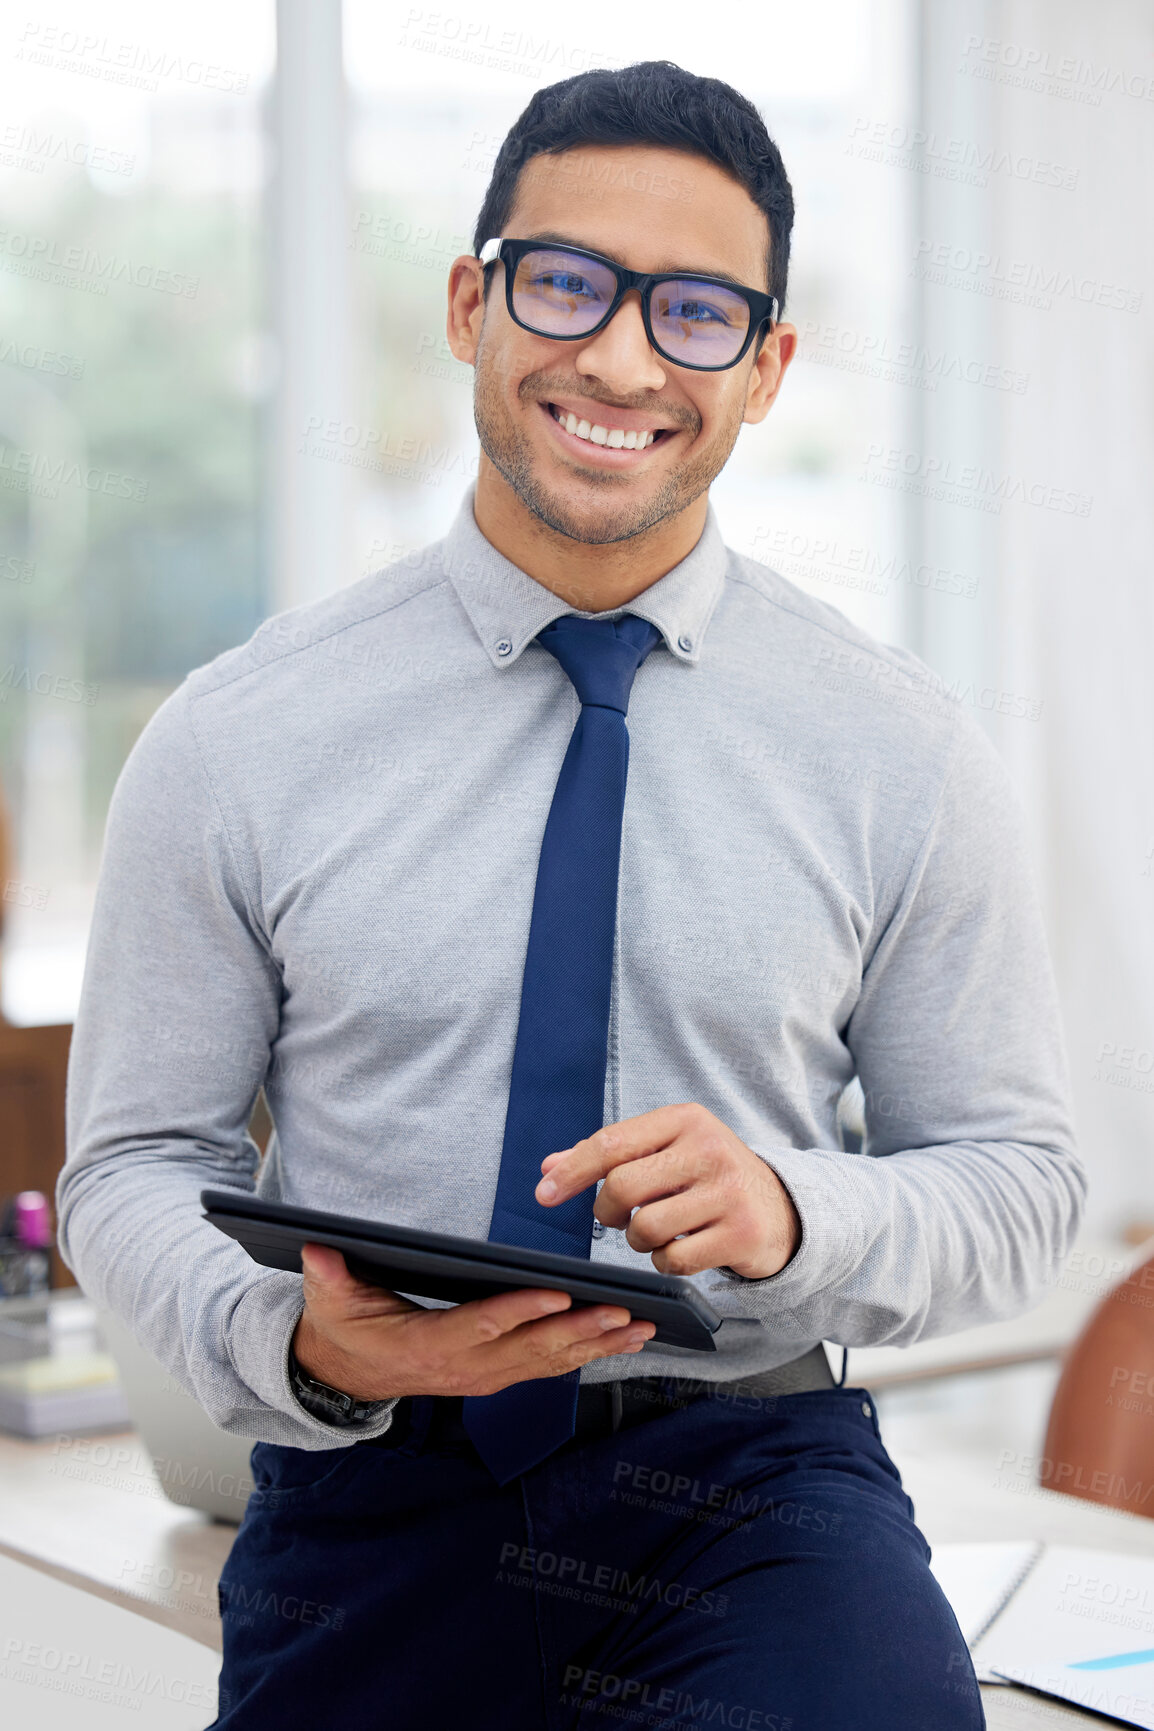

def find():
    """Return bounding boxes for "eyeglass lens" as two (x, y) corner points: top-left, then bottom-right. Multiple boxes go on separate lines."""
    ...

(510, 247), (752, 366)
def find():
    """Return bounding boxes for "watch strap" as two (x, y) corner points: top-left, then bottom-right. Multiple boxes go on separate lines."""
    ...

(288, 1344), (390, 1427)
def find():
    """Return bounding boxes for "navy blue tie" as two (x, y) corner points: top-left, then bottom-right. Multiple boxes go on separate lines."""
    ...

(462, 612), (663, 1484)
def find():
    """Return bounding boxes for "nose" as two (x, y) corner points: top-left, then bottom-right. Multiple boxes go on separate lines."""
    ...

(573, 289), (668, 395)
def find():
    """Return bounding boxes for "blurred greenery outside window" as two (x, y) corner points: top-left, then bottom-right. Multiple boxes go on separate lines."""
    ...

(0, 45), (270, 1020)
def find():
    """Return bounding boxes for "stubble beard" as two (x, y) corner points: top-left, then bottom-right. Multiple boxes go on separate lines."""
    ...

(471, 338), (749, 548)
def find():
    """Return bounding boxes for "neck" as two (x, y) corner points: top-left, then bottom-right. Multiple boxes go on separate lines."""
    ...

(472, 456), (707, 613)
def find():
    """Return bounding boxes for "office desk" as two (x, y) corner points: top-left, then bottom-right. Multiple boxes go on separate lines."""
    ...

(0, 1428), (231, 1651)
(1, 1426), (1151, 1724)
(902, 1448), (1154, 1729)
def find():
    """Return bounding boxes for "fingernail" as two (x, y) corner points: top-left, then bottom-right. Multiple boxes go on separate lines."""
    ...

(537, 1179), (557, 1202)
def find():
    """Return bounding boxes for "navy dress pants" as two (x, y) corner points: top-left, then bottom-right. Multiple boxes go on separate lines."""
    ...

(208, 1381), (985, 1730)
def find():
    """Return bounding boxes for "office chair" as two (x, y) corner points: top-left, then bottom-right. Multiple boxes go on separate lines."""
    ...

(1041, 1237), (1154, 1520)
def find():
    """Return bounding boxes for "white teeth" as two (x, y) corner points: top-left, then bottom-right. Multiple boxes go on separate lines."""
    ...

(551, 404), (658, 449)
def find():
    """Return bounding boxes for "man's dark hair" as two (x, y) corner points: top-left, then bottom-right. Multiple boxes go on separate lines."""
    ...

(472, 60), (795, 324)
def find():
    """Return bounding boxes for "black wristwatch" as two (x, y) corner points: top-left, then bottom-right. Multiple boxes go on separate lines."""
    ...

(288, 1345), (389, 1427)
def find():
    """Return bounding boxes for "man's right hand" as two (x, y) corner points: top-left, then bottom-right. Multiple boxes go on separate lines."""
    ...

(291, 1242), (657, 1401)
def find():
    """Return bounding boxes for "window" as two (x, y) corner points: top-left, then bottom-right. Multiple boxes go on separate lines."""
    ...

(0, 0), (274, 1021)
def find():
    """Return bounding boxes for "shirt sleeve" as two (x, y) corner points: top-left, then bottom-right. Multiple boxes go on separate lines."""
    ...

(57, 681), (400, 1450)
(712, 705), (1087, 1351)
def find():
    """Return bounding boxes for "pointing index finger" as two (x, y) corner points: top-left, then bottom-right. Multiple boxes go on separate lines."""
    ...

(535, 1106), (691, 1204)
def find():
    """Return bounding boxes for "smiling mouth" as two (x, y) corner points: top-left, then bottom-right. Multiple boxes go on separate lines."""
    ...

(544, 401), (675, 452)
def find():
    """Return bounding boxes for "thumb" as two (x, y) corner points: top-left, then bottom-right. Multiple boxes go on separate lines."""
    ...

(299, 1241), (418, 1321)
(300, 1242), (354, 1291)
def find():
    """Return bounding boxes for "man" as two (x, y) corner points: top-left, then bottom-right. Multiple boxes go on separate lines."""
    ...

(60, 60), (1083, 1730)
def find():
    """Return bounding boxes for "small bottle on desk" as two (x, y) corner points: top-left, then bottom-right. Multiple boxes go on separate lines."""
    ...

(0, 1191), (53, 1297)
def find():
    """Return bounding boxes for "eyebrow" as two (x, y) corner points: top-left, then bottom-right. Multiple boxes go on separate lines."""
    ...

(521, 229), (752, 290)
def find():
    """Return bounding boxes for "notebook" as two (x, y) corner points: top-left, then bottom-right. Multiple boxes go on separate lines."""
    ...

(931, 1542), (1154, 1726)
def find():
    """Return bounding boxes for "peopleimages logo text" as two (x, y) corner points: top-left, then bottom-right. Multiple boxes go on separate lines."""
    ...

(912, 239), (1141, 313)
(0, 229), (197, 296)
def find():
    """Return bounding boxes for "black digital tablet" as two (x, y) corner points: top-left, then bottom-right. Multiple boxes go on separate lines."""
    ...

(201, 1187), (725, 1352)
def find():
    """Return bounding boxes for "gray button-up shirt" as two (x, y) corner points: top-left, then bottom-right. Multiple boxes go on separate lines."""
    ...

(58, 485), (1085, 1447)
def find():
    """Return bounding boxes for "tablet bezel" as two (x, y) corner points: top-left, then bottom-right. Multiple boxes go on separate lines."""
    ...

(201, 1187), (723, 1353)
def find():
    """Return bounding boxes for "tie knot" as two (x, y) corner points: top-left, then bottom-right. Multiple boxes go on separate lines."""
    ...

(536, 613), (663, 715)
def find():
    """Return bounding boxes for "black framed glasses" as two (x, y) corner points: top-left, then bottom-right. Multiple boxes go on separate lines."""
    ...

(478, 236), (778, 373)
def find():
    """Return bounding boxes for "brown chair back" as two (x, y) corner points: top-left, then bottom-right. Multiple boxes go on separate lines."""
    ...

(1042, 1245), (1154, 1520)
(0, 1022), (74, 1289)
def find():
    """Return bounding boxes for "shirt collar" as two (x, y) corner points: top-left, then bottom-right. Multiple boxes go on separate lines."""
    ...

(439, 483), (727, 670)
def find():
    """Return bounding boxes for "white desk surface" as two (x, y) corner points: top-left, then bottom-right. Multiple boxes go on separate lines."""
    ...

(2, 1423), (1153, 1727)
(0, 1549), (219, 1729)
(0, 1428), (232, 1652)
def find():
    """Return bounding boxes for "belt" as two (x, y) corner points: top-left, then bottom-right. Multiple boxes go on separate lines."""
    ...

(370, 1344), (837, 1456)
(570, 1343), (837, 1442)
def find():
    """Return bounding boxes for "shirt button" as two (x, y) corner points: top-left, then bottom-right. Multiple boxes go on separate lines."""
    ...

(591, 1221), (606, 1239)
(861, 1400), (872, 1418)
(496, 639), (512, 656)
(677, 634), (693, 652)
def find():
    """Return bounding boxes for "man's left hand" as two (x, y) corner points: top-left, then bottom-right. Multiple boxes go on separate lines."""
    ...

(535, 1104), (801, 1280)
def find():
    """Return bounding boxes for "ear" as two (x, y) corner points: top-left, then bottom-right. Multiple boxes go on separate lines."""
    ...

(447, 256), (488, 365)
(743, 322), (797, 426)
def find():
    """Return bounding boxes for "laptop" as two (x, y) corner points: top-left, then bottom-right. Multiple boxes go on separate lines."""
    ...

(96, 1306), (257, 1524)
